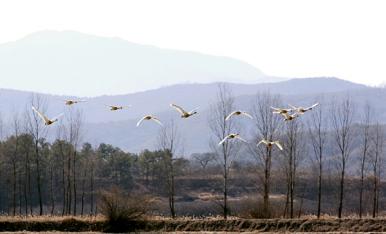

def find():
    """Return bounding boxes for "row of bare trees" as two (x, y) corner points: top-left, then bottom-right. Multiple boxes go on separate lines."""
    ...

(208, 84), (385, 219)
(0, 89), (385, 219)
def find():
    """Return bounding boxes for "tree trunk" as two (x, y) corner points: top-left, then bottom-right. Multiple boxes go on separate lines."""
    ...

(81, 169), (86, 216)
(263, 147), (271, 218)
(338, 160), (345, 218)
(359, 152), (366, 218)
(12, 162), (16, 216)
(317, 147), (322, 218)
(35, 142), (43, 216)
(223, 164), (228, 219)
(50, 165), (55, 215)
(90, 165), (94, 215)
(67, 151), (72, 215)
(73, 150), (77, 216)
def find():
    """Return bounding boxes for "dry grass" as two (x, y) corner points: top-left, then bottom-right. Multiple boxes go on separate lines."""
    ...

(0, 215), (105, 222)
(3, 214), (386, 232)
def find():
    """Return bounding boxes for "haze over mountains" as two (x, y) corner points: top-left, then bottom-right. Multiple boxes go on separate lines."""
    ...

(0, 31), (384, 154)
(0, 31), (277, 96)
(1, 77), (384, 154)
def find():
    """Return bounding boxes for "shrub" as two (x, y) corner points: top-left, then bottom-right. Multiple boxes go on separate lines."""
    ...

(237, 197), (284, 219)
(100, 187), (152, 227)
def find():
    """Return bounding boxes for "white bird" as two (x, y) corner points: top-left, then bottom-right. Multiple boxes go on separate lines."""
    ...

(225, 111), (253, 121)
(257, 139), (283, 150)
(218, 133), (247, 145)
(32, 106), (63, 126)
(170, 103), (198, 118)
(271, 106), (292, 115)
(64, 99), (86, 106)
(281, 112), (299, 121)
(289, 103), (319, 114)
(107, 105), (131, 111)
(137, 115), (163, 127)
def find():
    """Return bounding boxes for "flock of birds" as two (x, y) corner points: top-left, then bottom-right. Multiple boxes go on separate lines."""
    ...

(30, 99), (319, 150)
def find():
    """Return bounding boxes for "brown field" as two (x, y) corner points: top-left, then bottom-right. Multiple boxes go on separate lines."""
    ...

(2, 216), (386, 232)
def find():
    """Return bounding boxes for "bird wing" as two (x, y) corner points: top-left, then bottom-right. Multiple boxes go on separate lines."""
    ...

(242, 111), (253, 119)
(281, 112), (289, 118)
(262, 139), (270, 144)
(235, 135), (247, 143)
(151, 117), (163, 126)
(225, 111), (237, 121)
(218, 136), (229, 145)
(257, 140), (264, 147)
(189, 107), (199, 113)
(51, 113), (64, 122)
(136, 116), (147, 127)
(32, 106), (49, 123)
(170, 103), (186, 114)
(305, 103), (319, 111)
(274, 141), (283, 150)
(288, 104), (298, 110)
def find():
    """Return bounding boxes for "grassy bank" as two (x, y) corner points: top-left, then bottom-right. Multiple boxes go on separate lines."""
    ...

(1, 216), (386, 232)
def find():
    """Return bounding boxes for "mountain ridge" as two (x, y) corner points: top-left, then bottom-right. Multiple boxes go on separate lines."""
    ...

(0, 30), (274, 96)
(0, 77), (379, 154)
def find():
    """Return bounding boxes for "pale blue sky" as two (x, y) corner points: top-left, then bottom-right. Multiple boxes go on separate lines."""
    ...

(0, 0), (385, 95)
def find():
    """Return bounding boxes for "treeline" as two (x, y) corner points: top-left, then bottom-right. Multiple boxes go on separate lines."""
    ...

(0, 134), (192, 216)
(0, 88), (385, 219)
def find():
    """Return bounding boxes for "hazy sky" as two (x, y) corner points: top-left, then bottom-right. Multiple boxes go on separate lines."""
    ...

(0, 0), (385, 86)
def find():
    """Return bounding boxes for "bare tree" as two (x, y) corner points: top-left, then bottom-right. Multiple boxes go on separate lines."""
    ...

(0, 112), (4, 140)
(249, 92), (281, 217)
(331, 97), (355, 218)
(359, 103), (371, 218)
(63, 108), (83, 215)
(370, 123), (384, 218)
(10, 113), (20, 216)
(192, 152), (215, 173)
(208, 84), (240, 219)
(21, 113), (34, 216)
(27, 94), (48, 215)
(281, 119), (304, 218)
(307, 100), (326, 218)
(158, 119), (182, 218)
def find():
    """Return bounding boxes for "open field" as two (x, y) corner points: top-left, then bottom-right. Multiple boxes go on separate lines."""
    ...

(2, 216), (386, 232)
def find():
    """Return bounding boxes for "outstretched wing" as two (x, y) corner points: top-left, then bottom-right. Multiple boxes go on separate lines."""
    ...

(218, 136), (229, 145)
(189, 107), (199, 113)
(235, 135), (247, 143)
(151, 117), (163, 126)
(257, 140), (264, 147)
(136, 116), (147, 127)
(305, 103), (319, 111)
(51, 113), (64, 122)
(281, 112), (289, 118)
(32, 106), (49, 124)
(288, 104), (298, 110)
(242, 111), (253, 119)
(170, 103), (186, 114)
(225, 111), (237, 121)
(274, 141), (283, 150)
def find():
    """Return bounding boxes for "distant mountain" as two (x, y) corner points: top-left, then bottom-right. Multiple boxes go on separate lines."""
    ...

(0, 77), (366, 123)
(0, 77), (378, 154)
(0, 30), (275, 96)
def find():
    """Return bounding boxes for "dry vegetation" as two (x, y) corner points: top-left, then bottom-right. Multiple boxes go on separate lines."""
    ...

(3, 215), (386, 232)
